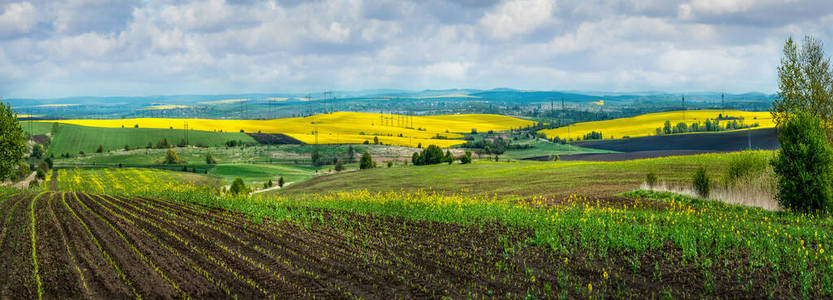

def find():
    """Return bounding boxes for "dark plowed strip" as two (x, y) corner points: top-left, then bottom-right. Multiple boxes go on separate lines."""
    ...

(46, 193), (92, 299)
(0, 193), (36, 298)
(65, 192), (172, 298)
(82, 193), (244, 299)
(87, 194), (273, 298)
(98, 195), (310, 298)
(36, 193), (86, 298)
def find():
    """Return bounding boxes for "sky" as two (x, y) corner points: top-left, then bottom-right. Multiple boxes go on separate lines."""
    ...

(1, 0), (832, 98)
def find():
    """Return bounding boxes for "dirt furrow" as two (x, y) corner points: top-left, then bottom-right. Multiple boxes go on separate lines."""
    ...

(83, 193), (254, 299)
(0, 193), (37, 299)
(64, 192), (169, 298)
(35, 193), (86, 298)
(88, 194), (278, 298)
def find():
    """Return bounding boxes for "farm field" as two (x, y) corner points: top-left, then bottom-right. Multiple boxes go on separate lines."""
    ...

(55, 168), (219, 195)
(46, 124), (255, 156)
(277, 151), (765, 200)
(209, 164), (317, 186)
(538, 110), (775, 141)
(34, 112), (535, 148)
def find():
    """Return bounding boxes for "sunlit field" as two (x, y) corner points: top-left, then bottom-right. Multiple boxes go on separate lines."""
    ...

(539, 110), (775, 141)
(35, 112), (535, 147)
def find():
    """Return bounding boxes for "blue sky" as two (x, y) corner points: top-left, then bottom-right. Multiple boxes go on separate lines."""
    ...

(1, 0), (832, 98)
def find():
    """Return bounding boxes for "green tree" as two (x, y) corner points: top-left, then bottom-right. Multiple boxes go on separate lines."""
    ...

(229, 177), (249, 196)
(772, 36), (833, 140)
(360, 152), (374, 169)
(459, 151), (472, 164)
(165, 149), (180, 164)
(771, 111), (833, 213)
(311, 149), (321, 166)
(96, 144), (104, 153)
(692, 166), (711, 198)
(205, 153), (217, 164)
(278, 176), (285, 187)
(347, 145), (355, 162)
(0, 102), (25, 181)
(31, 144), (44, 159)
(335, 160), (345, 172)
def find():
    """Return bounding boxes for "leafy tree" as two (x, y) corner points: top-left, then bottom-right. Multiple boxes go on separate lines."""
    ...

(459, 151), (472, 164)
(124, 144), (130, 151)
(31, 144), (44, 159)
(205, 153), (217, 164)
(164, 149), (180, 164)
(347, 145), (355, 162)
(278, 176), (285, 187)
(373, 136), (380, 145)
(0, 102), (25, 181)
(267, 179), (273, 187)
(96, 144), (104, 153)
(229, 177), (249, 196)
(360, 152), (374, 169)
(311, 149), (321, 166)
(417, 145), (444, 166)
(44, 157), (53, 169)
(772, 36), (833, 140)
(386, 161), (393, 168)
(444, 150), (454, 164)
(772, 111), (833, 213)
(692, 166), (711, 198)
(335, 160), (345, 172)
(662, 120), (672, 135)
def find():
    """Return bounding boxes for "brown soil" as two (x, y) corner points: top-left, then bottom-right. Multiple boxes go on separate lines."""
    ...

(0, 191), (811, 299)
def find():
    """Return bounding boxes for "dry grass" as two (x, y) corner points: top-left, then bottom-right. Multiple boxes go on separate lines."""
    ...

(642, 171), (780, 211)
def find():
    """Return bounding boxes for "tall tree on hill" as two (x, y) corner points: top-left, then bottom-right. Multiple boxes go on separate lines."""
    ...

(0, 102), (25, 181)
(360, 152), (374, 169)
(772, 35), (833, 141)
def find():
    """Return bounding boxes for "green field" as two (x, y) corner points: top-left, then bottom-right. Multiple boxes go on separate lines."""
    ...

(21, 122), (56, 136)
(276, 151), (758, 199)
(209, 164), (319, 185)
(46, 123), (256, 155)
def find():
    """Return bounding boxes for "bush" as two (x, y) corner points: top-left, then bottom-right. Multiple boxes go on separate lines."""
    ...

(334, 161), (345, 172)
(646, 171), (658, 188)
(360, 152), (374, 169)
(278, 176), (285, 187)
(412, 145), (444, 166)
(96, 144), (104, 153)
(165, 149), (180, 164)
(229, 177), (249, 196)
(549, 154), (560, 162)
(205, 153), (217, 164)
(724, 151), (770, 187)
(692, 166), (710, 198)
(386, 161), (393, 168)
(771, 111), (833, 214)
(35, 168), (45, 180)
(459, 151), (472, 164)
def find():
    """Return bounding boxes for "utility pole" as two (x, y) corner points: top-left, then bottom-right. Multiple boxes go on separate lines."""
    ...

(682, 95), (686, 124)
(184, 121), (189, 146)
(721, 93), (725, 116)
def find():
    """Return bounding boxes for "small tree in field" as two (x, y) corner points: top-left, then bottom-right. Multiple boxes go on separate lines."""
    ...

(96, 144), (104, 153)
(229, 177), (249, 196)
(334, 160), (345, 172)
(165, 149), (180, 164)
(278, 176), (285, 187)
(205, 153), (217, 164)
(692, 166), (710, 198)
(772, 111), (833, 213)
(360, 152), (374, 169)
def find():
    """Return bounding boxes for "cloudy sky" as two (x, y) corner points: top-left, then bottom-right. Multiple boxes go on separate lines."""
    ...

(1, 0), (832, 98)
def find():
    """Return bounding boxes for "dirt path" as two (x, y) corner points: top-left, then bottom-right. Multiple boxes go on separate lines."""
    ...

(251, 182), (293, 194)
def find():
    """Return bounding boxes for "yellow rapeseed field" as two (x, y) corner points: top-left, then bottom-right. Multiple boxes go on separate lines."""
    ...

(538, 109), (775, 141)
(39, 111), (534, 147)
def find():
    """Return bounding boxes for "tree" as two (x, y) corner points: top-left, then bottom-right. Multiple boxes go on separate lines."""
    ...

(31, 144), (44, 159)
(772, 36), (833, 140)
(347, 145), (355, 162)
(444, 150), (454, 164)
(360, 152), (374, 169)
(692, 166), (710, 198)
(278, 176), (285, 187)
(205, 153), (217, 164)
(229, 177), (249, 196)
(335, 160), (345, 172)
(124, 144), (130, 151)
(165, 149), (180, 164)
(96, 144), (104, 153)
(311, 149), (321, 166)
(771, 111), (833, 213)
(157, 138), (169, 149)
(459, 151), (472, 164)
(373, 136), (380, 145)
(267, 179), (273, 187)
(0, 102), (25, 181)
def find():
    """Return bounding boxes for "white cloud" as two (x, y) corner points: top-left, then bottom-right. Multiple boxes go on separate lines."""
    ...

(0, 2), (36, 39)
(479, 0), (555, 39)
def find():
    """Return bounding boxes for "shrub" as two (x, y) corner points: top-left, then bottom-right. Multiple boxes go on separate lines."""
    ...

(692, 166), (710, 198)
(96, 144), (104, 153)
(205, 153), (217, 164)
(229, 177), (249, 196)
(278, 176), (285, 187)
(165, 149), (180, 164)
(267, 179), (273, 188)
(459, 151), (472, 164)
(35, 168), (45, 180)
(724, 151), (770, 187)
(360, 152), (374, 169)
(386, 161), (393, 168)
(646, 171), (658, 188)
(413, 145), (444, 166)
(549, 154), (560, 162)
(771, 111), (833, 214)
(335, 161), (345, 172)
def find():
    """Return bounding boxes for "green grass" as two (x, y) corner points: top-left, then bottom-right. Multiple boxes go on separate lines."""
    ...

(277, 151), (771, 199)
(209, 164), (319, 185)
(497, 140), (615, 160)
(21, 122), (56, 136)
(47, 124), (256, 155)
